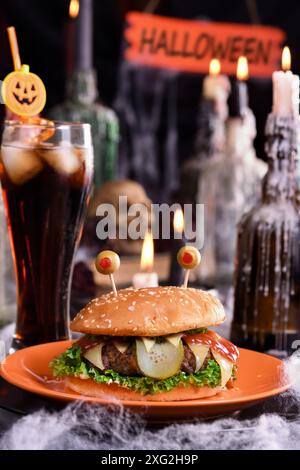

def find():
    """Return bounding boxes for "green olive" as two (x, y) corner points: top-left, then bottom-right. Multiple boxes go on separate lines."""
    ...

(177, 246), (201, 269)
(95, 250), (120, 275)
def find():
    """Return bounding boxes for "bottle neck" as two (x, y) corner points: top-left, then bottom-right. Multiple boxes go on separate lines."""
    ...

(66, 68), (98, 106)
(262, 114), (298, 203)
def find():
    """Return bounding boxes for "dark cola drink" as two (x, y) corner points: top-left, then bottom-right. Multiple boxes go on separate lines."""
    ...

(0, 121), (93, 350)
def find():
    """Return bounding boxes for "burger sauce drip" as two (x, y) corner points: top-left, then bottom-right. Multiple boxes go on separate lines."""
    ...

(183, 330), (239, 363)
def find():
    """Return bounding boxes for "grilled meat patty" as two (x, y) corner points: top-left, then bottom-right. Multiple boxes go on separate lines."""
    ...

(102, 342), (141, 375)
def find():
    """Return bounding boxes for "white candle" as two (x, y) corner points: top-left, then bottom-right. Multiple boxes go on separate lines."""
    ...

(132, 231), (159, 289)
(203, 58), (230, 103)
(272, 47), (299, 117)
(132, 271), (158, 289)
(202, 58), (230, 121)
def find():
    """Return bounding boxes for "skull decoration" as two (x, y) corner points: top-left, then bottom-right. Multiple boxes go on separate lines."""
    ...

(88, 180), (153, 255)
(2, 64), (46, 116)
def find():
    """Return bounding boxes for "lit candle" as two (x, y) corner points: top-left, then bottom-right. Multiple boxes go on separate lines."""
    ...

(202, 58), (230, 114)
(272, 46), (299, 116)
(168, 207), (185, 286)
(132, 231), (159, 288)
(202, 58), (221, 99)
(228, 56), (249, 118)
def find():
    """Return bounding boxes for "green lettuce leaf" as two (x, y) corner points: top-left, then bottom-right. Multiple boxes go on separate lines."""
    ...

(49, 344), (221, 395)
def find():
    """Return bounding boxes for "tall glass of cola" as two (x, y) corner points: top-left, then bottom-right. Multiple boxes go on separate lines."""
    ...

(0, 121), (93, 350)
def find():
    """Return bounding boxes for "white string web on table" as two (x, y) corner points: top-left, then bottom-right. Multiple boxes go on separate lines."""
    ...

(0, 350), (300, 450)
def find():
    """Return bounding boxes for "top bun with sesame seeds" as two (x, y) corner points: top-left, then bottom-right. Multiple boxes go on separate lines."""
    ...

(70, 286), (226, 337)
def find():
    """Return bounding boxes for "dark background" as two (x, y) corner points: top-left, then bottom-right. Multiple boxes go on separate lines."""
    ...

(1, 0), (300, 194)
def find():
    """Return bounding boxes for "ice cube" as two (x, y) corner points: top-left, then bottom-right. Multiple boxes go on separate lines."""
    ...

(1, 146), (43, 185)
(40, 146), (81, 175)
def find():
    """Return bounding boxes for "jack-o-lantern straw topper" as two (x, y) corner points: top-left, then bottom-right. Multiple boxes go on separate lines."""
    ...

(177, 246), (201, 288)
(2, 27), (46, 117)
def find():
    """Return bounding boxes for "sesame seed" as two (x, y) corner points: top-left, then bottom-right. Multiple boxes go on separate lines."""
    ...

(128, 306), (135, 312)
(128, 320), (133, 324)
(133, 327), (138, 331)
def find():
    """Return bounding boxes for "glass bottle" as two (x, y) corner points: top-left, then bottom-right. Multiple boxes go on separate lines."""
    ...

(48, 0), (118, 189)
(231, 114), (300, 355)
(48, 69), (119, 188)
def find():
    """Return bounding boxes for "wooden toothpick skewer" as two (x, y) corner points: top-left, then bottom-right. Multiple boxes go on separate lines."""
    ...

(109, 274), (118, 297)
(183, 270), (190, 289)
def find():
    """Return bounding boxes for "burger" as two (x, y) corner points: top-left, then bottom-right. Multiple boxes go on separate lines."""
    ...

(50, 286), (239, 401)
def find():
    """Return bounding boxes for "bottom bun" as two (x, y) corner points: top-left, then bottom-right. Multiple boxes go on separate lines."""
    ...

(65, 377), (223, 402)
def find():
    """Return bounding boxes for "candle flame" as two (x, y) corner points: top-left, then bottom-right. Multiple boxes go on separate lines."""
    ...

(69, 0), (80, 19)
(141, 231), (154, 271)
(209, 58), (221, 76)
(282, 46), (291, 71)
(237, 56), (248, 80)
(173, 207), (184, 233)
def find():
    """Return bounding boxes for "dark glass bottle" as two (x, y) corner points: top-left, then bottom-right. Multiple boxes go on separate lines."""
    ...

(231, 114), (300, 355)
(48, 69), (119, 188)
(48, 0), (119, 188)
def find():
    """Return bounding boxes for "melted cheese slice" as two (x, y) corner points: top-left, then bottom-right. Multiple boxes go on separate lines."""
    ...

(188, 343), (210, 372)
(141, 337), (156, 353)
(165, 334), (183, 347)
(212, 350), (233, 387)
(83, 343), (105, 370)
(141, 334), (183, 352)
(113, 339), (130, 354)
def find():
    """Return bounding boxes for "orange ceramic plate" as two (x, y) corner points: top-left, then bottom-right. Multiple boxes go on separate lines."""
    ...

(0, 341), (290, 421)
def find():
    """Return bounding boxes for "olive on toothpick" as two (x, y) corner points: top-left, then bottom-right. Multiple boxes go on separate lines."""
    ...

(177, 246), (201, 288)
(95, 250), (120, 296)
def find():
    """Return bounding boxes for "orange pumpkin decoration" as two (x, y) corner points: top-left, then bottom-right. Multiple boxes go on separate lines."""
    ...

(2, 64), (46, 117)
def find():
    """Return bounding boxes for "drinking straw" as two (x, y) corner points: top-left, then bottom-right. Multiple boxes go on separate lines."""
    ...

(7, 26), (21, 70)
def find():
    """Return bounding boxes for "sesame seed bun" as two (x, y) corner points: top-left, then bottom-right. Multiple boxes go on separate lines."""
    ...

(65, 376), (223, 401)
(70, 286), (225, 337)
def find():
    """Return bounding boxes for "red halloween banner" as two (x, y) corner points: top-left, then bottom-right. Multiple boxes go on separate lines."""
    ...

(124, 12), (285, 77)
